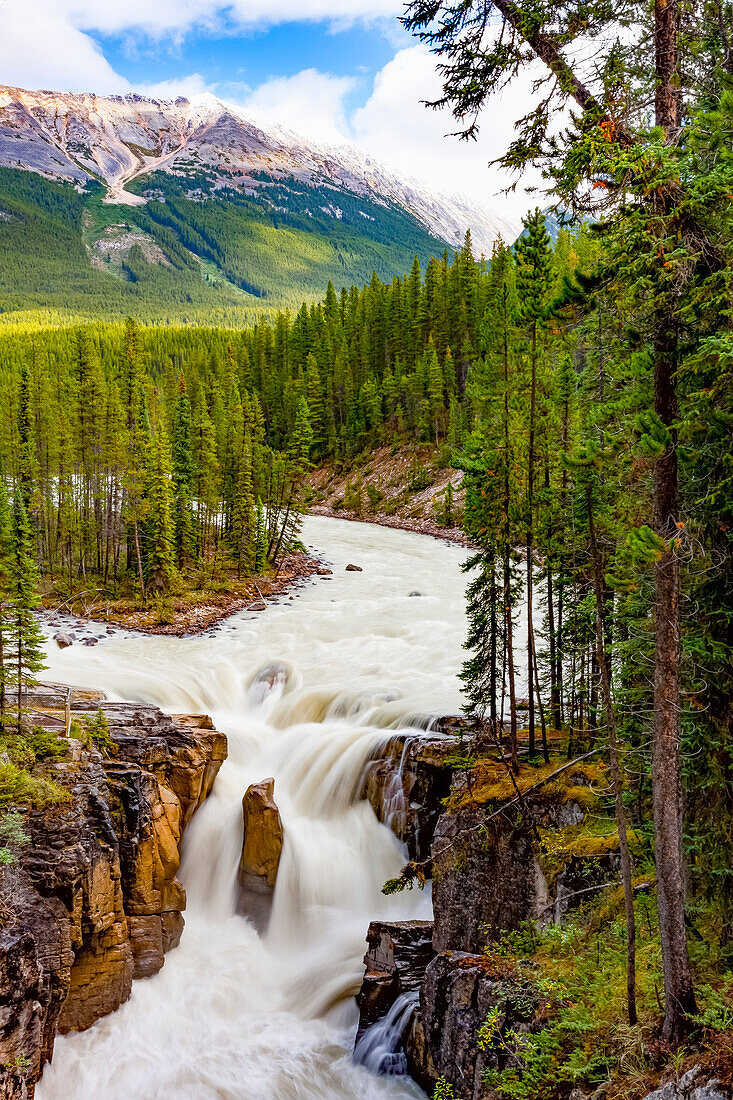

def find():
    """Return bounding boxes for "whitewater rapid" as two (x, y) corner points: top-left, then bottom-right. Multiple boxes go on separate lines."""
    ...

(36, 516), (471, 1100)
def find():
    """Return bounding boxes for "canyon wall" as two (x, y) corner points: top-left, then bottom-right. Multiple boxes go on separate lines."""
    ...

(0, 688), (226, 1099)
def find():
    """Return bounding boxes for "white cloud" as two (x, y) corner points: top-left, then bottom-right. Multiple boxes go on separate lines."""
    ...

(17, 1), (404, 39)
(0, 1), (129, 94)
(137, 73), (217, 101)
(351, 45), (544, 218)
(240, 69), (356, 146)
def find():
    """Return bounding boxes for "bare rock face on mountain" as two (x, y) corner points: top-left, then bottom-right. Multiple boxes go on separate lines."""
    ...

(0, 85), (518, 258)
(238, 778), (284, 932)
(0, 690), (226, 1100)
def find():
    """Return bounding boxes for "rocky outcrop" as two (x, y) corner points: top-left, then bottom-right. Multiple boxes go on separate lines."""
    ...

(409, 953), (541, 1100)
(355, 921), (434, 1047)
(361, 733), (456, 862)
(431, 789), (587, 953)
(355, 741), (625, 1098)
(641, 1068), (732, 1100)
(0, 688), (226, 1099)
(237, 778), (283, 931)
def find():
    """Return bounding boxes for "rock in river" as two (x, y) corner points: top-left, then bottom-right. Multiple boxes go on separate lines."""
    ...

(238, 778), (284, 931)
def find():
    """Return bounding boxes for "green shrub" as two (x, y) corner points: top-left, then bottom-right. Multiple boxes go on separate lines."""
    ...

(0, 809), (29, 865)
(84, 709), (116, 757)
(408, 456), (433, 492)
(0, 762), (69, 812)
(366, 482), (383, 512)
(27, 727), (68, 760)
(0, 727), (67, 768)
(343, 479), (364, 515)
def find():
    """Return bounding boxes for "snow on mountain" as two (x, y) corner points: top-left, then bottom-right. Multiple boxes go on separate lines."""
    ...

(0, 84), (519, 256)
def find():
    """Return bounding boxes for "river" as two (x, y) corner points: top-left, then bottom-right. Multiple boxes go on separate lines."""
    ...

(34, 516), (475, 1100)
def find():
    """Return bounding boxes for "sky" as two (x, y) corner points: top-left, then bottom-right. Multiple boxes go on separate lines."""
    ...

(0, 0), (543, 219)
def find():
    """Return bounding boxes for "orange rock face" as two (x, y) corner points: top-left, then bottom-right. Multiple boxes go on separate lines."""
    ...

(238, 777), (284, 931)
(0, 694), (227, 1099)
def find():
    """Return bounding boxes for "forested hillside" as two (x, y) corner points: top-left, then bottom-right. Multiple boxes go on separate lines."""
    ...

(0, 166), (451, 326)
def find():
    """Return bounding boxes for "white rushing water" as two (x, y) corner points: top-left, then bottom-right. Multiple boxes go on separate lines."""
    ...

(35, 516), (472, 1100)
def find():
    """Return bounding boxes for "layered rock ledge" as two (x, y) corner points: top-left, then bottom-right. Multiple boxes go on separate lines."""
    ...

(0, 685), (226, 1099)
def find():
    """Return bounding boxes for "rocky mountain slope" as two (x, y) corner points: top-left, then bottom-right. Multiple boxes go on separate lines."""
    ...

(0, 85), (516, 259)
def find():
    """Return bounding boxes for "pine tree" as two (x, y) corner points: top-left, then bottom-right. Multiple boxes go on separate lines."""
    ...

(0, 481), (12, 725)
(9, 493), (46, 732)
(230, 442), (256, 577)
(144, 417), (178, 595)
(515, 209), (553, 761)
(172, 382), (196, 568)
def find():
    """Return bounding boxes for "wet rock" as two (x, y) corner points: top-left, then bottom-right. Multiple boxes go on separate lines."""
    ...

(0, 928), (48, 1097)
(407, 952), (541, 1100)
(355, 921), (434, 1047)
(408, 591), (423, 597)
(642, 1067), (732, 1100)
(238, 778), (283, 932)
(53, 633), (74, 649)
(361, 734), (456, 861)
(248, 662), (291, 702)
(432, 785), (589, 953)
(82, 638), (98, 647)
(345, 563), (363, 571)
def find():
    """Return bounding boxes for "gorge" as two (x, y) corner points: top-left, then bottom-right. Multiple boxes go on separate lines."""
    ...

(30, 515), (471, 1100)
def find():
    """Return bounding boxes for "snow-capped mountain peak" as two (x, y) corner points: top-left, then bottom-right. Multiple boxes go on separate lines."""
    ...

(0, 84), (519, 254)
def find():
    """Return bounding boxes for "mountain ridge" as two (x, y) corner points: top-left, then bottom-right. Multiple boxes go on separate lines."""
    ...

(0, 83), (518, 257)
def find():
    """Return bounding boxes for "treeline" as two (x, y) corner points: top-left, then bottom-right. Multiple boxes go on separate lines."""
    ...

(3, 317), (311, 610)
(458, 207), (733, 1042)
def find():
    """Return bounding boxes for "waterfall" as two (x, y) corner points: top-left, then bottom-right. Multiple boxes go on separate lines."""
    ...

(36, 516), (474, 1100)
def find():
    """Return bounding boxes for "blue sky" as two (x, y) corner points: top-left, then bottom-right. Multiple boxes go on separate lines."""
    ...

(0, 2), (539, 219)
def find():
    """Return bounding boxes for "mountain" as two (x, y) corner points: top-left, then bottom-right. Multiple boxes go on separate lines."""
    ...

(0, 85), (519, 326)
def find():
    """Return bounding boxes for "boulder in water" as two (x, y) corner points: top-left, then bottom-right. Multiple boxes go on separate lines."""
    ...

(238, 778), (284, 931)
(345, 563), (363, 572)
(408, 591), (423, 597)
(54, 632), (74, 649)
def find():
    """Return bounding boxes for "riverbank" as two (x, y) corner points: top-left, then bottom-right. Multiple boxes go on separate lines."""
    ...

(308, 504), (470, 547)
(308, 444), (471, 547)
(41, 550), (332, 639)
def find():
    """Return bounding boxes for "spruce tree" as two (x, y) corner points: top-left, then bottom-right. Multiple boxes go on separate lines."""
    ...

(515, 209), (553, 761)
(0, 481), (12, 726)
(172, 383), (196, 568)
(9, 493), (45, 732)
(144, 418), (178, 595)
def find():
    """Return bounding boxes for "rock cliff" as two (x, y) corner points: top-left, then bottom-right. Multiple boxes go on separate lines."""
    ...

(354, 741), (630, 1099)
(0, 687), (226, 1099)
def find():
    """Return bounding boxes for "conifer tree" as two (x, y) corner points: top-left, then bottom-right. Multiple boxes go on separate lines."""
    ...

(144, 417), (178, 594)
(172, 383), (196, 568)
(9, 492), (45, 731)
(0, 481), (12, 725)
(515, 209), (553, 761)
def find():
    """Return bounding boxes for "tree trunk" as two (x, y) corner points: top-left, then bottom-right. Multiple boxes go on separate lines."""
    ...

(650, 0), (696, 1034)
(587, 484), (637, 1025)
(527, 321), (537, 756)
(652, 316), (697, 1040)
